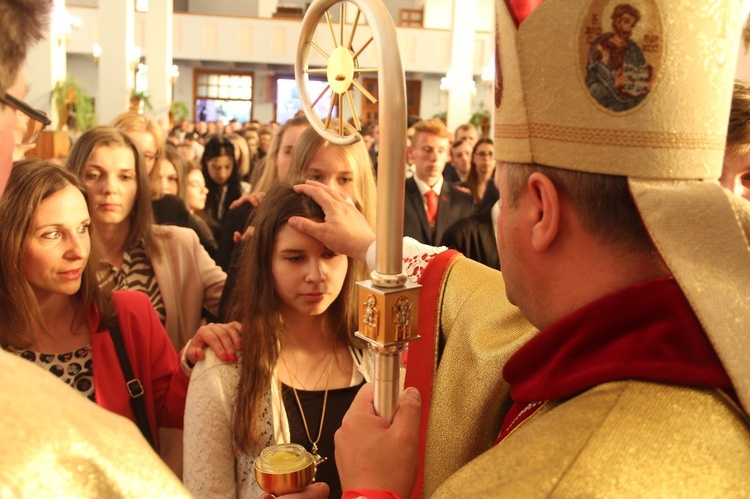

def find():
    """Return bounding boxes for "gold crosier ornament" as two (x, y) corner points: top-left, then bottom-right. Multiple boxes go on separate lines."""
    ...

(295, 0), (420, 422)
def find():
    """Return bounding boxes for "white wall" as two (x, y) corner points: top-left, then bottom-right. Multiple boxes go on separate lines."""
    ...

(419, 76), (443, 119)
(59, 4), (494, 126)
(423, 0), (451, 29)
(66, 6), (494, 74)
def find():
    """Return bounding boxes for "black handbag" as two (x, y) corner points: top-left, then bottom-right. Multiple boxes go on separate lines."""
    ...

(109, 322), (157, 450)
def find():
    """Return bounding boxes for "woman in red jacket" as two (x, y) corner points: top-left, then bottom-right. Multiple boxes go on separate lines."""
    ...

(0, 159), (239, 474)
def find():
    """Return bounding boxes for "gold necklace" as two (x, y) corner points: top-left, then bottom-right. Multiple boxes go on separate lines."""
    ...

(287, 349), (331, 390)
(280, 351), (335, 466)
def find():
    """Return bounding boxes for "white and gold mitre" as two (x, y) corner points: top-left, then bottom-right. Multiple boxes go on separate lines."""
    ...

(494, 0), (741, 179)
(494, 0), (750, 415)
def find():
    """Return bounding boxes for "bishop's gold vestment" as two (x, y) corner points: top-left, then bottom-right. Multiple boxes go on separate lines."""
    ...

(418, 255), (750, 497)
(0, 348), (189, 497)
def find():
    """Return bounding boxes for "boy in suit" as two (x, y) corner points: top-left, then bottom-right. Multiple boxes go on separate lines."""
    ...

(403, 119), (475, 245)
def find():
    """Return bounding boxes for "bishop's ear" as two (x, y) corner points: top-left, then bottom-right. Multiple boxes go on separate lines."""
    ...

(526, 172), (560, 252)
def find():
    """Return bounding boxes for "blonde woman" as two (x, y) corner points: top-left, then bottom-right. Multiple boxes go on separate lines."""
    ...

(288, 122), (376, 237)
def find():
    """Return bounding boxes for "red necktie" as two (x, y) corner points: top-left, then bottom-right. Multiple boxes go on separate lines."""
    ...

(425, 190), (438, 225)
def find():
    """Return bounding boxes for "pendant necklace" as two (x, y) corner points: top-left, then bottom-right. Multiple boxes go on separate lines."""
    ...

(281, 350), (335, 466)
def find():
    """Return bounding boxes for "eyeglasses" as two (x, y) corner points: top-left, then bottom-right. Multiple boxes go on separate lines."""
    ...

(0, 92), (51, 145)
(475, 151), (494, 158)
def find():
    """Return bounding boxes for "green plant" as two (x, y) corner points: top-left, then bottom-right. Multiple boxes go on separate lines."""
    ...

(130, 90), (153, 111)
(170, 101), (190, 121)
(469, 105), (489, 127)
(50, 75), (97, 132)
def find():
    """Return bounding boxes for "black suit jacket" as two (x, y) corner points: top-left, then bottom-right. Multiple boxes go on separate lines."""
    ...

(440, 206), (500, 270)
(403, 177), (476, 245)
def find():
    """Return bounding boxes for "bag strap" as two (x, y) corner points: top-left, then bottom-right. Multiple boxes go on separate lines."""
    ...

(109, 321), (157, 450)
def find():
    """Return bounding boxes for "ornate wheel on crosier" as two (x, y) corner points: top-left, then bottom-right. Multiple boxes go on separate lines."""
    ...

(294, 0), (406, 148)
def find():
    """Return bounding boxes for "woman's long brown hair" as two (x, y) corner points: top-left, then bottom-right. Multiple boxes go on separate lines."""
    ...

(229, 182), (357, 454)
(0, 160), (115, 349)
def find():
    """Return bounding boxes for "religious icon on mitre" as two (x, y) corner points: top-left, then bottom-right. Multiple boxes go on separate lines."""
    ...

(580, 0), (662, 112)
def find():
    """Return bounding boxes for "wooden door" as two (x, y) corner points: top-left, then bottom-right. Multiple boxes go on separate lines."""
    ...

(361, 77), (422, 124)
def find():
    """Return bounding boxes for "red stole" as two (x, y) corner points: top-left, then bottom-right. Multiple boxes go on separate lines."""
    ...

(497, 276), (733, 442)
(404, 250), (461, 499)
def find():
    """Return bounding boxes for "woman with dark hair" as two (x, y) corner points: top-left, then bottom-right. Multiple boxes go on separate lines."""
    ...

(184, 183), (381, 498)
(0, 159), (239, 476)
(463, 137), (496, 206)
(201, 135), (249, 237)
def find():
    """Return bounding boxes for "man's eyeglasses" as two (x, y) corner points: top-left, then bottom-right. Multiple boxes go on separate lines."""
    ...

(0, 92), (51, 145)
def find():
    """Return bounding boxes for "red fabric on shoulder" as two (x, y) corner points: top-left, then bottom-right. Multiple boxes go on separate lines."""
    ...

(497, 277), (734, 442)
(504, 277), (732, 404)
(404, 249), (460, 499)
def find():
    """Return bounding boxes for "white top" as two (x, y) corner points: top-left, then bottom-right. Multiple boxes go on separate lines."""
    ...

(366, 237), (447, 283)
(183, 346), (374, 498)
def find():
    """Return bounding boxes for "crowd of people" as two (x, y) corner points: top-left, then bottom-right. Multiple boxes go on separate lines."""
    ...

(1, 0), (749, 497)
(131, 108), (503, 273)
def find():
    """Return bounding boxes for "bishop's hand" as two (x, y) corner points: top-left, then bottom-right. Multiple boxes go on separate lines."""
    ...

(334, 383), (421, 498)
(290, 180), (376, 264)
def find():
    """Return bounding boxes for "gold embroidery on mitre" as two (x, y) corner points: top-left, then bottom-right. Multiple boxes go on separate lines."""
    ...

(494, 123), (531, 139)
(579, 0), (663, 113)
(496, 122), (724, 150)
